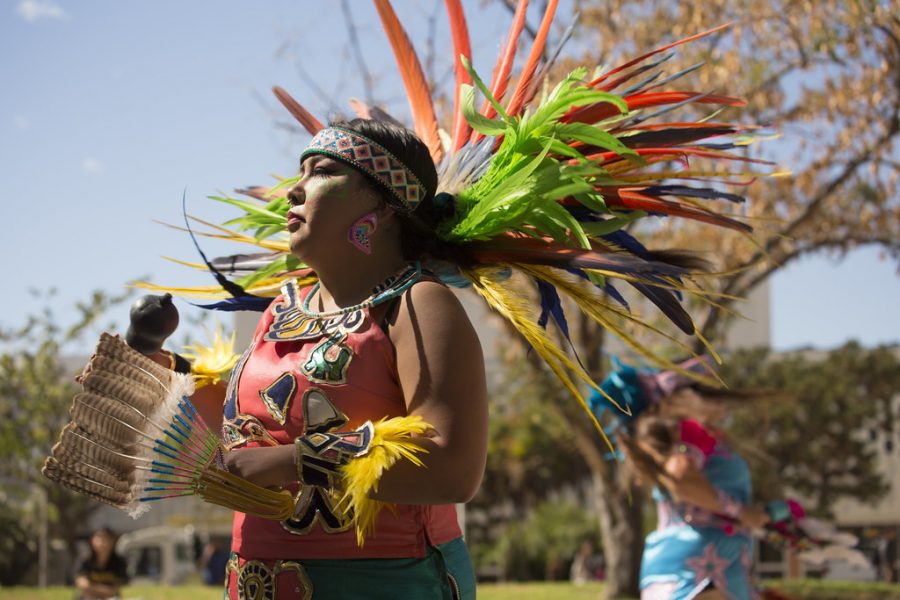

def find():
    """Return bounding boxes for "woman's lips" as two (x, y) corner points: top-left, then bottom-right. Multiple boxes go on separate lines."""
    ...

(287, 213), (304, 230)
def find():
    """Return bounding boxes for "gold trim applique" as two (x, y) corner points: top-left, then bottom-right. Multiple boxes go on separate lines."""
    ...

(281, 387), (354, 536)
(258, 372), (297, 425)
(299, 332), (354, 385)
(226, 553), (313, 600)
(265, 280), (365, 342)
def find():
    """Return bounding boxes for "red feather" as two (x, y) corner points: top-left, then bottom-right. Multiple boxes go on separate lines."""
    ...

(588, 23), (733, 89)
(444, 0), (474, 152)
(503, 0), (558, 118)
(575, 146), (773, 167)
(470, 0), (529, 145)
(373, 0), (444, 163)
(599, 189), (752, 232)
(271, 86), (324, 135)
(563, 92), (745, 124)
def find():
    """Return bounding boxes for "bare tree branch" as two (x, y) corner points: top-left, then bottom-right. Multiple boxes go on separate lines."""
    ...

(423, 0), (441, 92)
(340, 0), (375, 105)
(498, 0), (539, 41)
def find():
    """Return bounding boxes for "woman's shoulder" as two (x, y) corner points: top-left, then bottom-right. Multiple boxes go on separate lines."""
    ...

(405, 278), (467, 319)
(388, 278), (474, 342)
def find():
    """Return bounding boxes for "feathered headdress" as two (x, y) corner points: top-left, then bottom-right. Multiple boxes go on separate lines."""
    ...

(138, 1), (779, 450)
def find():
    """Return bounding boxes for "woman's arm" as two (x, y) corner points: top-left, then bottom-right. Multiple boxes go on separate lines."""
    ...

(371, 281), (488, 504)
(661, 453), (769, 529)
(74, 575), (120, 599)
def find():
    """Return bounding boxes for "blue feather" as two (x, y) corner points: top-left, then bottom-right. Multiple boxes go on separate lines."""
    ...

(535, 279), (570, 339)
(192, 296), (273, 312)
(604, 282), (630, 310)
(601, 229), (650, 258)
(642, 185), (746, 204)
(181, 190), (258, 300)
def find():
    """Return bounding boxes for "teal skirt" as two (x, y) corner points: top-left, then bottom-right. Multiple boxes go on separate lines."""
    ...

(226, 537), (475, 599)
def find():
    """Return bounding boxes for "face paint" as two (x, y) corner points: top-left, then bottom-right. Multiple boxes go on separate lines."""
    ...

(348, 212), (378, 254)
(286, 157), (382, 261)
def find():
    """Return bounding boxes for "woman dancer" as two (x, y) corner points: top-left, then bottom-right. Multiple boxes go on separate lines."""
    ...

(595, 358), (771, 600)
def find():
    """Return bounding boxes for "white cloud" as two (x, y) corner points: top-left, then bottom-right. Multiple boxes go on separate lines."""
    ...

(81, 157), (105, 174)
(13, 115), (30, 130)
(16, 0), (67, 22)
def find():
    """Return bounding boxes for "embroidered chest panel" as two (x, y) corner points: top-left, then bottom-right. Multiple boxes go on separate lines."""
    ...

(222, 291), (403, 537)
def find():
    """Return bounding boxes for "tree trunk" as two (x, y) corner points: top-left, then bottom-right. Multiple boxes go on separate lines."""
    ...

(567, 407), (645, 598)
(593, 469), (645, 599)
(577, 311), (645, 597)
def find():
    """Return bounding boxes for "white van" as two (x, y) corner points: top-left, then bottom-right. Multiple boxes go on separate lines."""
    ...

(117, 525), (199, 585)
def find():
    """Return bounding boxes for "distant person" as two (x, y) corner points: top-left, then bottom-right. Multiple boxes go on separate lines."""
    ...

(876, 530), (897, 582)
(74, 527), (128, 600)
(570, 540), (595, 585)
(199, 540), (230, 586)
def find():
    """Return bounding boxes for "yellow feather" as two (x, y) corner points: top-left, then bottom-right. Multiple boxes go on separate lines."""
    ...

(157, 216), (291, 253)
(518, 264), (723, 388)
(132, 275), (316, 299)
(459, 267), (617, 453)
(181, 323), (240, 389)
(339, 416), (431, 546)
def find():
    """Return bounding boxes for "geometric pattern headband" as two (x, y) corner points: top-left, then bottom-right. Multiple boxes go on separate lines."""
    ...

(300, 127), (427, 210)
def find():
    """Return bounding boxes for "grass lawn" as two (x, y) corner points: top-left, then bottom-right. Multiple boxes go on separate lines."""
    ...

(1, 580), (899, 599)
(0, 583), (608, 599)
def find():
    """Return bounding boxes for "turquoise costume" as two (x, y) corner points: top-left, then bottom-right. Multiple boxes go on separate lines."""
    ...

(641, 420), (758, 600)
(591, 360), (760, 600)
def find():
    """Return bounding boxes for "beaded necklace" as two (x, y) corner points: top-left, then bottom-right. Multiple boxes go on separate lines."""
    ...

(302, 262), (422, 318)
(265, 262), (422, 342)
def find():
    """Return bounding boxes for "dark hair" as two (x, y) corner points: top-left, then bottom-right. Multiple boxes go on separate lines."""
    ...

(615, 406), (686, 489)
(330, 118), (472, 265)
(92, 527), (118, 539)
(622, 384), (778, 488)
(87, 527), (120, 563)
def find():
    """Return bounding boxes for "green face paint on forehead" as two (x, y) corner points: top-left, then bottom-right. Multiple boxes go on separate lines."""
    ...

(299, 157), (369, 203)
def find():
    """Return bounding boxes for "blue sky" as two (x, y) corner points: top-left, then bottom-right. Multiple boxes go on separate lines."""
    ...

(1, 0), (897, 354)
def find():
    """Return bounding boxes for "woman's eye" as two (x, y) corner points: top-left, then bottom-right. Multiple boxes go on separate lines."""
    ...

(311, 166), (330, 177)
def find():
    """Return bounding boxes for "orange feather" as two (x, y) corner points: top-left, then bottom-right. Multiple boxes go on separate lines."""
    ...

(443, 0), (474, 152)
(373, 0), (444, 163)
(271, 86), (324, 135)
(504, 0), (559, 118)
(470, 0), (529, 144)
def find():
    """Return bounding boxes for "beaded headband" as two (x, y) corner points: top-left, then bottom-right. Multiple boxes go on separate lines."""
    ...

(300, 127), (427, 210)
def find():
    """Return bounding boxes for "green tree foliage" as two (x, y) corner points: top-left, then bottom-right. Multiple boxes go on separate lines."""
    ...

(720, 342), (898, 516)
(476, 500), (601, 582)
(0, 288), (131, 585)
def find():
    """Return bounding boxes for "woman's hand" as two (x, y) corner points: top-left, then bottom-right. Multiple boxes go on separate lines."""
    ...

(223, 444), (297, 489)
(738, 505), (770, 530)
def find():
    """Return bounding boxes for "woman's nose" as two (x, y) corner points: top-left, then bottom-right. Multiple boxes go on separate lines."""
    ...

(287, 182), (305, 207)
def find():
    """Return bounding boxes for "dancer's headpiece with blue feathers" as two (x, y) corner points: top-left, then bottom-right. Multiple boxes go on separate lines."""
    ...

(591, 355), (718, 429)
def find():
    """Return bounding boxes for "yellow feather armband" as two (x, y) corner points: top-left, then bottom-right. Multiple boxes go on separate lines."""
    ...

(338, 415), (431, 545)
(293, 415), (431, 545)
